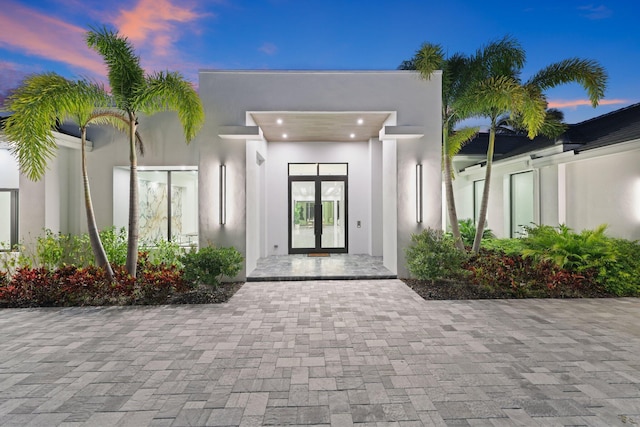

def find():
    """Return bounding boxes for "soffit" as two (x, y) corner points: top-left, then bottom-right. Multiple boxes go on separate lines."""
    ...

(250, 112), (391, 142)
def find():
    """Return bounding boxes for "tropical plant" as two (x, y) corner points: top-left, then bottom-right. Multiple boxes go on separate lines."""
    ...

(401, 44), (479, 250)
(457, 218), (495, 247)
(181, 246), (243, 288)
(3, 74), (132, 281)
(86, 26), (205, 277)
(460, 36), (607, 253)
(520, 224), (614, 270)
(405, 228), (470, 281)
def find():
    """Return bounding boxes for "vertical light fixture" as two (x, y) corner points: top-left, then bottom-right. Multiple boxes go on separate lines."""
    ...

(416, 163), (423, 223)
(220, 164), (226, 225)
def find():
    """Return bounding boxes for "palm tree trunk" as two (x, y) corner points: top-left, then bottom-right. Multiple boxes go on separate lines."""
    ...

(443, 126), (465, 251)
(471, 118), (496, 253)
(81, 127), (115, 282)
(125, 113), (139, 277)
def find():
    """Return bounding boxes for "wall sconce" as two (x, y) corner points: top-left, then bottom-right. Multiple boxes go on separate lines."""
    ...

(416, 163), (423, 223)
(220, 164), (226, 225)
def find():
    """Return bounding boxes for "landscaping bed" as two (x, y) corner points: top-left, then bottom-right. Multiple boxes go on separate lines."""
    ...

(169, 282), (243, 305)
(403, 278), (615, 300)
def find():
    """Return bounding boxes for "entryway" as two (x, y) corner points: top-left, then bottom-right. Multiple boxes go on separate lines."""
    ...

(288, 163), (348, 254)
(247, 254), (396, 281)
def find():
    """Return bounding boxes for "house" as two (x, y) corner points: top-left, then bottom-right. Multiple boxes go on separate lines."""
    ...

(0, 71), (443, 279)
(452, 102), (640, 241)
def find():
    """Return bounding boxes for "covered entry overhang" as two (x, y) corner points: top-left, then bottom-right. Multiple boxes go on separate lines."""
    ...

(197, 70), (442, 280)
(218, 110), (426, 279)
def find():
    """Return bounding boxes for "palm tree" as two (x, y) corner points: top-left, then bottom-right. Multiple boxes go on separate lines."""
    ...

(497, 108), (567, 138)
(461, 36), (607, 253)
(402, 44), (479, 250)
(86, 27), (205, 277)
(3, 73), (130, 281)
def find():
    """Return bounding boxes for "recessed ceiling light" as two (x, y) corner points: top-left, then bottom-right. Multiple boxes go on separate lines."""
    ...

(282, 133), (288, 138)
(357, 118), (364, 125)
(276, 118), (283, 125)
(350, 133), (355, 139)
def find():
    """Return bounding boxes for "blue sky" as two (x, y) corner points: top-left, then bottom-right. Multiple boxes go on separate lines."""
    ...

(1, 0), (638, 124)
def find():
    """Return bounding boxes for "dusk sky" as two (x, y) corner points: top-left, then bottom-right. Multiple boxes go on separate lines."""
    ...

(1, 0), (638, 125)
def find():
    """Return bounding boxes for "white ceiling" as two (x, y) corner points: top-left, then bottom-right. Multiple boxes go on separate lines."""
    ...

(250, 112), (391, 142)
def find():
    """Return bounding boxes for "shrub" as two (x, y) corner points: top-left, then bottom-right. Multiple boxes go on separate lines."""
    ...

(456, 218), (495, 247)
(518, 224), (640, 296)
(521, 224), (614, 271)
(481, 237), (525, 255)
(181, 246), (243, 288)
(144, 239), (188, 268)
(406, 228), (469, 281)
(465, 249), (601, 298)
(99, 226), (128, 266)
(594, 238), (640, 296)
(0, 261), (189, 308)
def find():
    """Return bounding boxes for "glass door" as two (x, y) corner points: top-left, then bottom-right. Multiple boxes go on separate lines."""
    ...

(289, 176), (347, 253)
(290, 180), (316, 251)
(321, 180), (345, 249)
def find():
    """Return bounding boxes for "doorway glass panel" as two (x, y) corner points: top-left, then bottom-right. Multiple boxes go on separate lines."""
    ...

(291, 181), (316, 249)
(321, 181), (345, 248)
(511, 171), (534, 237)
(0, 192), (11, 248)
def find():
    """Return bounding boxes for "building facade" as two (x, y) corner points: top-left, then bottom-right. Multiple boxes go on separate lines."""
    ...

(1, 71), (444, 279)
(452, 103), (640, 241)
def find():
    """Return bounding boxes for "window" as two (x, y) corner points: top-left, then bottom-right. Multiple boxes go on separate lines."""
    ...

(510, 171), (534, 237)
(288, 163), (348, 176)
(0, 190), (18, 250)
(473, 180), (484, 226)
(137, 170), (198, 246)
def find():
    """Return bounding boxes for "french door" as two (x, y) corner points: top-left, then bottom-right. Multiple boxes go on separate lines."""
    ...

(289, 176), (348, 254)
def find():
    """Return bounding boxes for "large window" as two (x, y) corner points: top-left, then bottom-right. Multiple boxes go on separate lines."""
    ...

(0, 190), (18, 250)
(137, 170), (198, 246)
(510, 171), (534, 237)
(473, 180), (484, 226)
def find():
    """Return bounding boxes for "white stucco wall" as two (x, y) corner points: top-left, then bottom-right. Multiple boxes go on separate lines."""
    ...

(197, 70), (442, 279)
(19, 112), (200, 248)
(265, 140), (372, 256)
(454, 142), (640, 241)
(0, 149), (19, 189)
(565, 147), (640, 240)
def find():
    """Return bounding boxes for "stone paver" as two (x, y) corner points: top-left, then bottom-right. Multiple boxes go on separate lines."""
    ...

(0, 279), (639, 426)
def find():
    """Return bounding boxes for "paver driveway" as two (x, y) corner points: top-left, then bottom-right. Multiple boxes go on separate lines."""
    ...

(0, 279), (639, 426)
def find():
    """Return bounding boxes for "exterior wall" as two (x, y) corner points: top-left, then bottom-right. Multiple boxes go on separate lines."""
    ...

(198, 71), (442, 279)
(0, 148), (19, 188)
(565, 147), (640, 240)
(454, 141), (640, 241)
(17, 112), (200, 249)
(18, 146), (81, 247)
(265, 140), (372, 256)
(12, 71), (443, 280)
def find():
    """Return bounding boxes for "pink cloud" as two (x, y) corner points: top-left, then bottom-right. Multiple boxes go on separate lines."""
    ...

(0, 1), (105, 78)
(114, 0), (205, 57)
(548, 99), (628, 109)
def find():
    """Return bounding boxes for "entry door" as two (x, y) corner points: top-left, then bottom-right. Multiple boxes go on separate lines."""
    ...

(289, 177), (347, 253)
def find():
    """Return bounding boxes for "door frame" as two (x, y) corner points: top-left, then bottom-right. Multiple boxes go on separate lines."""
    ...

(288, 175), (348, 254)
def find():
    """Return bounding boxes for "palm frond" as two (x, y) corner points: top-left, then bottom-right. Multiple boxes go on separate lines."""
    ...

(414, 43), (445, 81)
(519, 85), (547, 138)
(135, 71), (205, 142)
(3, 73), (74, 179)
(447, 126), (479, 158)
(86, 26), (145, 110)
(526, 58), (607, 107)
(397, 59), (416, 70)
(459, 75), (524, 119)
(471, 35), (525, 80)
(444, 53), (472, 108)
